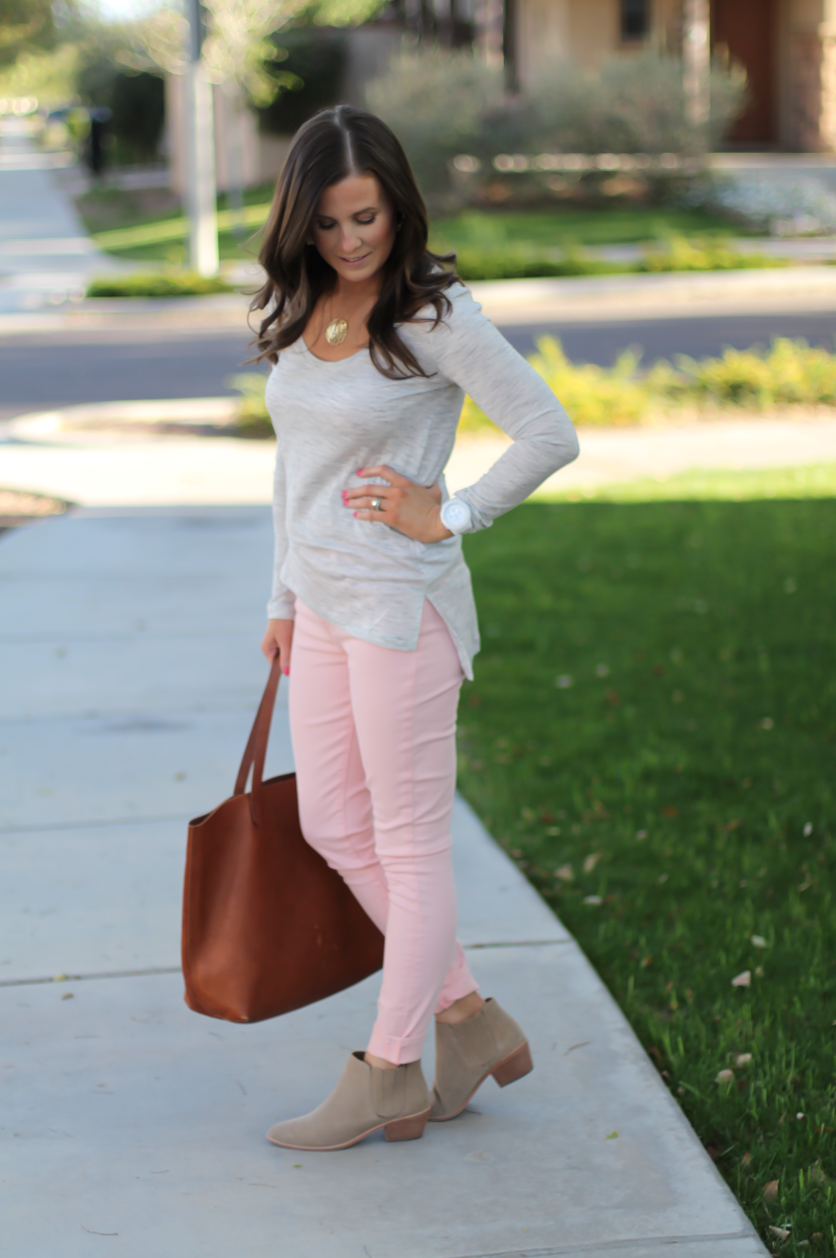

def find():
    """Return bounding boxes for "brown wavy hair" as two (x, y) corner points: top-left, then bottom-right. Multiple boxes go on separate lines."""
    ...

(250, 105), (460, 379)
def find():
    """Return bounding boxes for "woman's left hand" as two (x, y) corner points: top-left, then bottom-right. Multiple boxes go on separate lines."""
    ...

(343, 465), (452, 543)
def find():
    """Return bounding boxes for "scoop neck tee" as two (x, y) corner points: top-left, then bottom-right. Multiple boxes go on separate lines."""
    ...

(265, 282), (579, 679)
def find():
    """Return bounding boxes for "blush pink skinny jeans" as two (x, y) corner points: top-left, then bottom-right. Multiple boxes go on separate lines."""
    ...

(288, 597), (479, 1065)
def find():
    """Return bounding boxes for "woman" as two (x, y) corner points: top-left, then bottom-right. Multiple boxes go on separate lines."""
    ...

(254, 105), (579, 1152)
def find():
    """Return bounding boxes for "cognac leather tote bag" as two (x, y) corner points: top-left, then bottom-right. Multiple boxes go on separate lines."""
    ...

(182, 657), (384, 1023)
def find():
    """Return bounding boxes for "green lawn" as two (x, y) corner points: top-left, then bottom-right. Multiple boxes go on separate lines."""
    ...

(459, 467), (836, 1253)
(429, 205), (744, 253)
(77, 183), (742, 266)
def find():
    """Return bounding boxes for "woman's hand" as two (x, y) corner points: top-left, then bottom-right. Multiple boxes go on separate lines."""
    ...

(342, 465), (453, 544)
(261, 618), (294, 675)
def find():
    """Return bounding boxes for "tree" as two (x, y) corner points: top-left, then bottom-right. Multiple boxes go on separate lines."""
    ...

(0, 0), (55, 68)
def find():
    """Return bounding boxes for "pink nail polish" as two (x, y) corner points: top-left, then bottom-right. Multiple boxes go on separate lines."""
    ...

(356, 468), (364, 475)
(353, 511), (358, 517)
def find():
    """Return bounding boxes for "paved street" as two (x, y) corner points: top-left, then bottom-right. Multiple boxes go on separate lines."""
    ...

(1, 309), (836, 413)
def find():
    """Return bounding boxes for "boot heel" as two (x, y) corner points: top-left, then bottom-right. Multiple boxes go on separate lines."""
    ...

(492, 1040), (533, 1088)
(384, 1108), (430, 1142)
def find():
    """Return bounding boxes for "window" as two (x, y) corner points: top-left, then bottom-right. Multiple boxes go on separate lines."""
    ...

(621, 0), (650, 40)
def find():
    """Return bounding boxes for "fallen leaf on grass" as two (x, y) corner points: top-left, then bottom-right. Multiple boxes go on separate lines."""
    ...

(715, 1069), (734, 1084)
(583, 895), (602, 906)
(763, 1179), (780, 1202)
(809, 1160), (828, 1184)
(740, 1152), (751, 1168)
(736, 1053), (752, 1066)
(661, 806), (678, 818)
(750, 935), (767, 948)
(731, 971), (751, 987)
(583, 852), (602, 873)
(555, 864), (574, 881)
(769, 1226), (790, 1242)
(555, 675), (573, 689)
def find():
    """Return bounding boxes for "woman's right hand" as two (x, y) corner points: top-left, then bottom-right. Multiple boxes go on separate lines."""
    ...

(261, 618), (294, 675)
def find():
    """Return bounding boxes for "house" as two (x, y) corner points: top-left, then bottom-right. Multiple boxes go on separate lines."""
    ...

(510, 0), (836, 151)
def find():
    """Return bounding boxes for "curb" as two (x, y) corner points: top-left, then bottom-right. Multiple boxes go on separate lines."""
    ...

(2, 266), (836, 337)
(1, 397), (241, 444)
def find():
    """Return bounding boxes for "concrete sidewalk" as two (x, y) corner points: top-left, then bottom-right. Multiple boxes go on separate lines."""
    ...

(0, 118), (124, 314)
(2, 400), (836, 508)
(0, 506), (767, 1258)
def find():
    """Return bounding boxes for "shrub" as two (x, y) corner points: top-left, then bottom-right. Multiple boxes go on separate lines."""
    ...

(637, 236), (784, 273)
(530, 52), (747, 160)
(464, 336), (651, 431)
(86, 271), (233, 298)
(453, 247), (630, 281)
(226, 337), (836, 438)
(463, 336), (836, 433)
(226, 373), (274, 437)
(365, 49), (747, 207)
(671, 338), (836, 409)
(365, 47), (507, 208)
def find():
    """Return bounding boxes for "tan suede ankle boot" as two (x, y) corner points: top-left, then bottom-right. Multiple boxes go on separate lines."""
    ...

(267, 1052), (431, 1151)
(429, 997), (533, 1122)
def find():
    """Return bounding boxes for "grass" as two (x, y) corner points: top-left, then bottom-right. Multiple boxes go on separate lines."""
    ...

(457, 469), (836, 1253)
(541, 463), (836, 504)
(77, 188), (743, 267)
(87, 271), (233, 298)
(77, 182), (273, 266)
(429, 206), (745, 252)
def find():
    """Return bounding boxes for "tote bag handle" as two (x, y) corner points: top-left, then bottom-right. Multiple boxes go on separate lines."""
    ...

(234, 654), (282, 826)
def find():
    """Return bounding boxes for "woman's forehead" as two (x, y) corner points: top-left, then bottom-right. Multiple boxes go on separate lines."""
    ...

(316, 174), (385, 216)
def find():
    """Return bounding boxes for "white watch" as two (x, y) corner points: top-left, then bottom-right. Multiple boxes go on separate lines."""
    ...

(440, 496), (472, 535)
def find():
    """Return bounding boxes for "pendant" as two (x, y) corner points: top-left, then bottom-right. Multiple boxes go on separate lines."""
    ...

(325, 317), (349, 346)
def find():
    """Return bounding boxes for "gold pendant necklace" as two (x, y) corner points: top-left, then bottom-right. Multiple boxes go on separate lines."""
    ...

(324, 317), (349, 346)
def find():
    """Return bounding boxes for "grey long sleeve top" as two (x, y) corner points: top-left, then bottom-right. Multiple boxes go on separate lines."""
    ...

(265, 282), (579, 679)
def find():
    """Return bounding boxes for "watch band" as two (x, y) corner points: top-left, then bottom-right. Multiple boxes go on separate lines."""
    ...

(440, 496), (472, 535)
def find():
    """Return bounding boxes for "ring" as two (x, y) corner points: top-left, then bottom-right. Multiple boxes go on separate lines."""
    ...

(370, 497), (383, 511)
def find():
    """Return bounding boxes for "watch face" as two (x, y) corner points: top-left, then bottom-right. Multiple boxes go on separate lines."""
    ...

(444, 499), (470, 530)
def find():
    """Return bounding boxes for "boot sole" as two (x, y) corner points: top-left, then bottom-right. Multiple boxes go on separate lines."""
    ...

(266, 1106), (431, 1151)
(429, 1039), (533, 1122)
